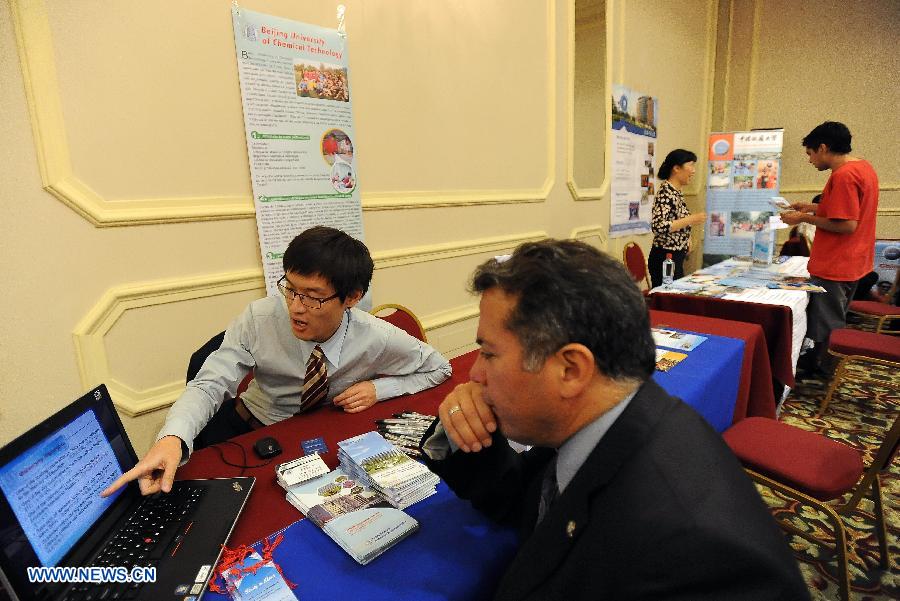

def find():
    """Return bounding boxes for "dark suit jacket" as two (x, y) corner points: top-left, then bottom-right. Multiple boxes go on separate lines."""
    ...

(423, 380), (810, 601)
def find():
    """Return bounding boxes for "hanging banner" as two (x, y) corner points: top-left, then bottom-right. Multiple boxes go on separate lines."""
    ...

(870, 240), (900, 299)
(609, 84), (658, 238)
(702, 129), (784, 263)
(232, 8), (363, 296)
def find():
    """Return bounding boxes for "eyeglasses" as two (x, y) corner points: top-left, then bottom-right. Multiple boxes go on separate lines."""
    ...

(276, 276), (340, 309)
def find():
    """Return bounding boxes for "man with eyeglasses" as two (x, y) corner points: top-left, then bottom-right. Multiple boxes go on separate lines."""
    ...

(103, 226), (451, 497)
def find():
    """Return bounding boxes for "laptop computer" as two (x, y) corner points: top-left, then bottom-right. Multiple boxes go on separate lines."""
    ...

(0, 385), (254, 601)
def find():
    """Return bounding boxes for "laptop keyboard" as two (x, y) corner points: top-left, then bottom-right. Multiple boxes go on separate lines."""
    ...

(62, 484), (205, 601)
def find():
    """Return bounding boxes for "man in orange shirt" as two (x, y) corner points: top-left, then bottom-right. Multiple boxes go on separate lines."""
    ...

(782, 121), (879, 375)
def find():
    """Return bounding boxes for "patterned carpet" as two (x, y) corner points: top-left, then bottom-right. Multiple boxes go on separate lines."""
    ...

(764, 360), (899, 600)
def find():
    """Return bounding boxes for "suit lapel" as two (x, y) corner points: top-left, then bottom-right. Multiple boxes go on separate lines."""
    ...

(494, 381), (677, 600)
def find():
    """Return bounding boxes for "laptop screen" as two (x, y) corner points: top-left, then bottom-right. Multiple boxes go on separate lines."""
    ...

(0, 408), (125, 566)
(0, 385), (138, 595)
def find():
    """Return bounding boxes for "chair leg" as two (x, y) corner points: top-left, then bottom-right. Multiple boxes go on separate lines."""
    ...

(819, 356), (848, 417)
(745, 470), (852, 600)
(872, 474), (889, 570)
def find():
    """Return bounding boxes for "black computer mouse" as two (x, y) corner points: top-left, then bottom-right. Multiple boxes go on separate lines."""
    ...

(253, 436), (282, 459)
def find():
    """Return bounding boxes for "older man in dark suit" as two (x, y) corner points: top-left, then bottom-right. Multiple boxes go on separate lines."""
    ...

(420, 239), (809, 601)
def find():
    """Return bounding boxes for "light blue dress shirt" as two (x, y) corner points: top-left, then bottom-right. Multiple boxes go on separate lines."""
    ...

(159, 296), (452, 456)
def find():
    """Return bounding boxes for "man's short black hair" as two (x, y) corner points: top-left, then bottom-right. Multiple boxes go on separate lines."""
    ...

(283, 226), (374, 301)
(471, 239), (655, 381)
(802, 121), (852, 154)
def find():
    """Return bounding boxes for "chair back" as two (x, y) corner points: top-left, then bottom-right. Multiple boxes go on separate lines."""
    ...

(371, 303), (428, 343)
(843, 411), (900, 508)
(187, 330), (253, 397)
(622, 242), (651, 291)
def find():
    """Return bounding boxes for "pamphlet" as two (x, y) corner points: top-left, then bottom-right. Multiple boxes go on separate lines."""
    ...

(305, 489), (419, 565)
(222, 551), (295, 601)
(651, 328), (707, 351)
(276, 453), (329, 489)
(337, 432), (438, 493)
(655, 349), (688, 372)
(284, 468), (359, 514)
(769, 196), (790, 210)
(752, 228), (775, 267)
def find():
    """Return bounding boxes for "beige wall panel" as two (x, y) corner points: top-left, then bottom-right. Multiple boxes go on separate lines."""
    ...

(724, 0), (899, 238)
(120, 409), (168, 459)
(36, 0), (552, 219)
(573, 15), (606, 190)
(608, 0), (716, 271)
(105, 289), (263, 390)
(352, 1), (551, 193)
(46, 1), (252, 202)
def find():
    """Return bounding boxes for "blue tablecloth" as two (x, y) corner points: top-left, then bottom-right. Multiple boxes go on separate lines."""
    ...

(652, 329), (744, 433)
(205, 481), (518, 601)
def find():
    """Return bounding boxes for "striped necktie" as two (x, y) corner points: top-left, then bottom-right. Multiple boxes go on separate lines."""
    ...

(298, 345), (329, 413)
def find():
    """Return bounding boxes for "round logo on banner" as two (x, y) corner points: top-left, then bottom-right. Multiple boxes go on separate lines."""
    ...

(712, 139), (731, 156)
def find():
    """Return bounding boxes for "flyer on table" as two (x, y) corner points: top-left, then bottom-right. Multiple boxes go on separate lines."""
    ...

(232, 8), (364, 296)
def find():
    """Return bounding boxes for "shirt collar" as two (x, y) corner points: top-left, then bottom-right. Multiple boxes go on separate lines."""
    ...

(555, 388), (637, 494)
(299, 309), (351, 368)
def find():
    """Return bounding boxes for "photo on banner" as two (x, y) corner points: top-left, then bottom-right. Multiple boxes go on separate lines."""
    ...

(232, 8), (365, 298)
(609, 84), (658, 238)
(868, 240), (900, 301)
(702, 130), (784, 266)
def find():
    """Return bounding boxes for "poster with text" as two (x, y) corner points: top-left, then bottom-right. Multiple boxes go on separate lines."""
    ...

(232, 8), (363, 296)
(609, 84), (657, 238)
(703, 130), (784, 264)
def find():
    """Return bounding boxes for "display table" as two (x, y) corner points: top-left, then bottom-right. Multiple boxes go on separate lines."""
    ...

(178, 332), (749, 547)
(649, 257), (812, 388)
(650, 310), (776, 422)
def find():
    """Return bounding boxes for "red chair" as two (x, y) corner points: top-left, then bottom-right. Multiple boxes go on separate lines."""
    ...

(622, 242), (651, 293)
(724, 415), (899, 601)
(818, 328), (900, 416)
(846, 300), (900, 335)
(371, 303), (427, 343)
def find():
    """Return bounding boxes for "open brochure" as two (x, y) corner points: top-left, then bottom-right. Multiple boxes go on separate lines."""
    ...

(652, 328), (707, 352)
(284, 468), (358, 514)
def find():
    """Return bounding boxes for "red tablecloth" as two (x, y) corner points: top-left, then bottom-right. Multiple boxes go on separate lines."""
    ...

(649, 294), (795, 388)
(650, 310), (776, 423)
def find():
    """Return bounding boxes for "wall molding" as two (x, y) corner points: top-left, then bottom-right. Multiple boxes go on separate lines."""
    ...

(72, 232), (547, 415)
(421, 304), (480, 331)
(569, 225), (608, 248)
(566, 0), (612, 202)
(372, 231), (549, 269)
(72, 271), (266, 416)
(12, 0), (557, 226)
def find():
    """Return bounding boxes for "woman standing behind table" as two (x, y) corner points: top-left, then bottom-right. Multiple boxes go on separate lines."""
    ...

(649, 149), (707, 287)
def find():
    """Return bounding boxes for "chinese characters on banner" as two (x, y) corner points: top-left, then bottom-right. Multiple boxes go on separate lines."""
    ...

(609, 85), (658, 238)
(232, 8), (364, 296)
(702, 130), (784, 264)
